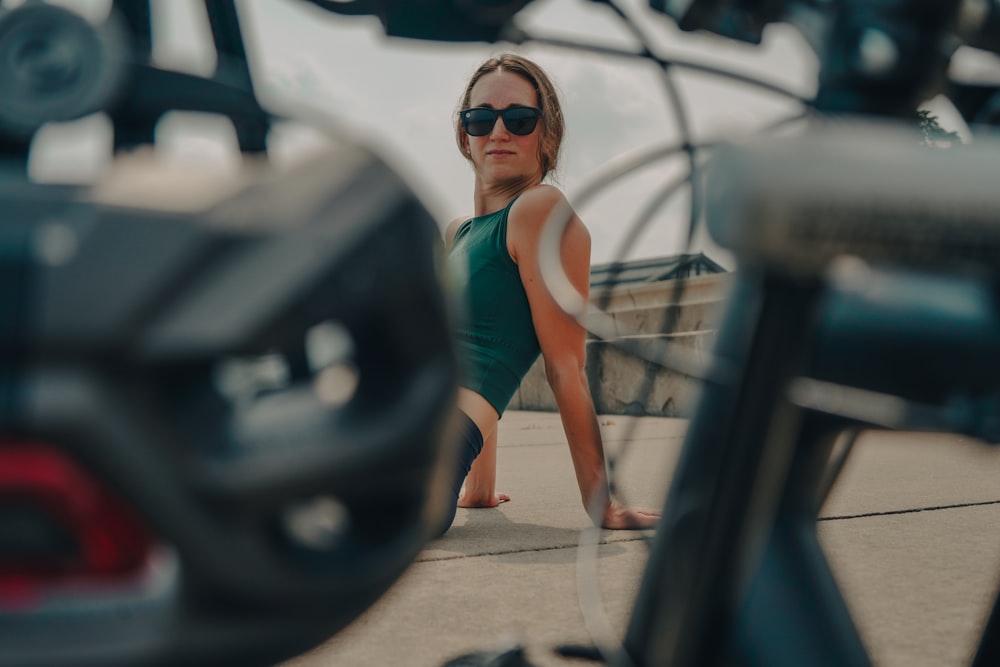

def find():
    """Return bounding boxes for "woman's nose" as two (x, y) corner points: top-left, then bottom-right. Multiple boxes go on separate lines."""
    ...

(490, 117), (511, 139)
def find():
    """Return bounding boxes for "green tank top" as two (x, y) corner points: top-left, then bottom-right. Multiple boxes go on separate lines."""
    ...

(447, 196), (541, 415)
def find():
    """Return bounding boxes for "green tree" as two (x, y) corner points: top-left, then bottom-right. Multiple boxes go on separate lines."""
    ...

(916, 109), (962, 146)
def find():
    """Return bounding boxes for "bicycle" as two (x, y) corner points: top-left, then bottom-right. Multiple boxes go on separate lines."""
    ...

(0, 2), (458, 665)
(528, 2), (1000, 666)
(417, 0), (1000, 665)
(3, 1), (1000, 667)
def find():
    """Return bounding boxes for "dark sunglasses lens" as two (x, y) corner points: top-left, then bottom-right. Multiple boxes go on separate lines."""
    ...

(502, 109), (539, 135)
(463, 109), (497, 136)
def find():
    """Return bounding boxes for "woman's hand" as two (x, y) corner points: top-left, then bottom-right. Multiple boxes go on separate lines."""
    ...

(458, 488), (511, 508)
(599, 500), (660, 530)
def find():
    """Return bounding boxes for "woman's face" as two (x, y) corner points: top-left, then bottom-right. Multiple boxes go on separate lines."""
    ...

(464, 70), (543, 185)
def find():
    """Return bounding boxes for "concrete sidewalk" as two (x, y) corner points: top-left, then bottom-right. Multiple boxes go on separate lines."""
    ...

(284, 411), (1000, 667)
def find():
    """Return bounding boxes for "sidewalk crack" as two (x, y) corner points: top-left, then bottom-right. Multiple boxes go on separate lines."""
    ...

(819, 499), (1000, 522)
(418, 535), (650, 562)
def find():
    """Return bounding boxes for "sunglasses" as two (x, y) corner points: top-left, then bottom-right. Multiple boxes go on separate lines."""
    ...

(459, 106), (542, 137)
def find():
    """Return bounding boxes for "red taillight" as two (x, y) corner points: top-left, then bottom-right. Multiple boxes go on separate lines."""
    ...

(0, 443), (154, 609)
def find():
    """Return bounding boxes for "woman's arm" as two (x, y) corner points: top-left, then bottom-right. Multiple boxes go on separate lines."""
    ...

(509, 187), (658, 529)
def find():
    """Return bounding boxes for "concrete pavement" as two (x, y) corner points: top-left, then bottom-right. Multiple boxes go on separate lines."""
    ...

(283, 411), (1000, 667)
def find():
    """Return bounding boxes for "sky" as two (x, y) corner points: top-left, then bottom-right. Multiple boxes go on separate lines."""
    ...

(29, 0), (986, 264)
(238, 0), (816, 265)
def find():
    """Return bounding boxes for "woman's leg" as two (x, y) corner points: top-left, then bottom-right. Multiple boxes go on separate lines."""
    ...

(436, 412), (484, 536)
(459, 428), (509, 507)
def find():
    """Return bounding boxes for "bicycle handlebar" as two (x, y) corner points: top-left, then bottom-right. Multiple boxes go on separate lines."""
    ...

(706, 123), (1000, 273)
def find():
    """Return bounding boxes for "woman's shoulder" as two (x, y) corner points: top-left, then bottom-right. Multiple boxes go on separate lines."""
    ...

(444, 215), (471, 248)
(512, 184), (567, 210)
(506, 185), (588, 266)
(508, 185), (576, 230)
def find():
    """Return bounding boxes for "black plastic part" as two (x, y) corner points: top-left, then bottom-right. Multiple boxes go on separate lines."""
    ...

(203, 0), (268, 152)
(724, 414), (870, 667)
(950, 82), (1000, 130)
(313, 0), (534, 42)
(0, 139), (459, 667)
(973, 590), (1000, 667)
(647, 0), (788, 44)
(809, 266), (1000, 407)
(813, 0), (963, 116)
(623, 273), (861, 667)
(0, 3), (128, 137)
(0, 504), (79, 562)
(0, 219), (32, 423)
(966, 0), (1000, 54)
(442, 645), (538, 667)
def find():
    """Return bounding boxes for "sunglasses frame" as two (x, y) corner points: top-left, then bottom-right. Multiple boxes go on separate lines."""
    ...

(459, 106), (542, 137)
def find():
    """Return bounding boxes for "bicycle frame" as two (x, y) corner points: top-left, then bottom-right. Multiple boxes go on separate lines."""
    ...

(624, 267), (1000, 664)
(615, 1), (1000, 662)
(622, 119), (1000, 667)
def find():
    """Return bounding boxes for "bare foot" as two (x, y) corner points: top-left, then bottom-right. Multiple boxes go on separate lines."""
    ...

(457, 491), (511, 508)
(600, 502), (660, 530)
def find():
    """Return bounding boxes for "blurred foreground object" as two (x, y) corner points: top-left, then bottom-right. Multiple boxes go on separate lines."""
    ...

(625, 120), (1000, 667)
(1, 2), (459, 666)
(304, 0), (534, 42)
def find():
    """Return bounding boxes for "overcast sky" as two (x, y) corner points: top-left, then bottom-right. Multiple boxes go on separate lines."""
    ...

(33, 0), (981, 264)
(247, 0), (821, 264)
(90, 0), (812, 265)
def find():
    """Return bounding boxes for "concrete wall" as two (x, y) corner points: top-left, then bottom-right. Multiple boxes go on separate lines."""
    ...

(508, 272), (731, 418)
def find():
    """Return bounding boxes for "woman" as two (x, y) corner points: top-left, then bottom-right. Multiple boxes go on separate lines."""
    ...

(440, 53), (660, 535)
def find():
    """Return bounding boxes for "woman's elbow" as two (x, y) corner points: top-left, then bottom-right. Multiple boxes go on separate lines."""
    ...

(544, 359), (586, 391)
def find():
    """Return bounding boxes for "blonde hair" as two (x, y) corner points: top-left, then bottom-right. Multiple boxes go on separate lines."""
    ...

(455, 54), (564, 181)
